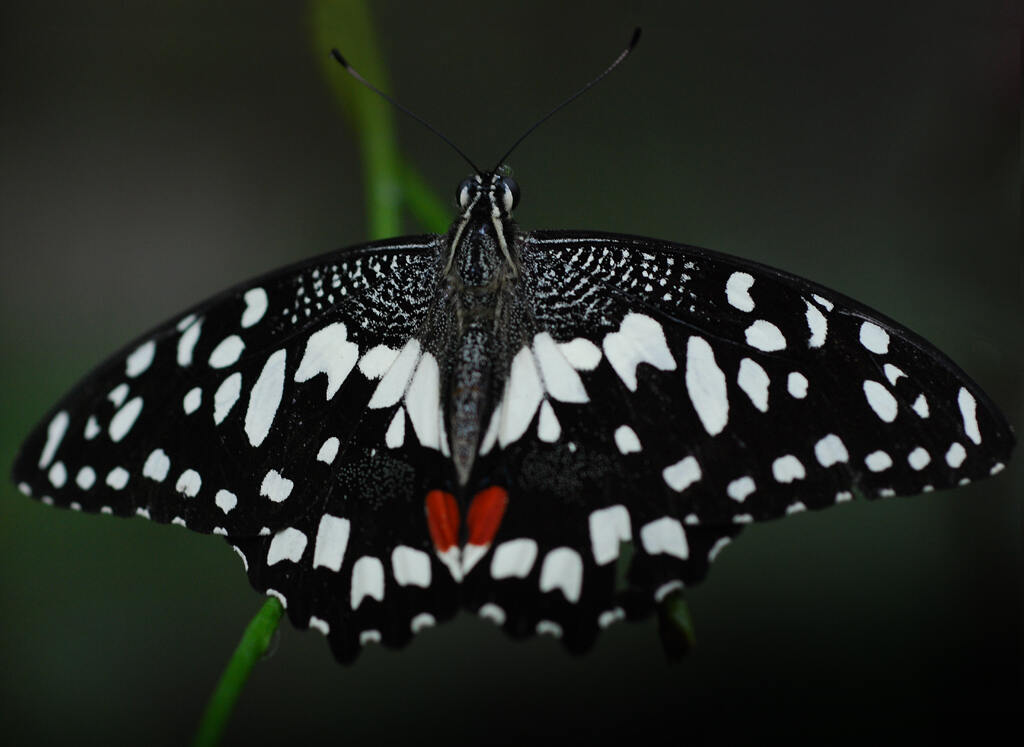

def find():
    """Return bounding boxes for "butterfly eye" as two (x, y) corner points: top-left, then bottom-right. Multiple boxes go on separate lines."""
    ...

(499, 177), (520, 213)
(457, 179), (477, 209)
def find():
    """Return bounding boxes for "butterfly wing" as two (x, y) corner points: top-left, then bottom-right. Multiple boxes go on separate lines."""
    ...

(458, 229), (1014, 649)
(11, 234), (471, 660)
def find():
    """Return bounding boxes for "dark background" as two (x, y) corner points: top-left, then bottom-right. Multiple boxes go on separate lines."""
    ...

(1, 1), (1020, 744)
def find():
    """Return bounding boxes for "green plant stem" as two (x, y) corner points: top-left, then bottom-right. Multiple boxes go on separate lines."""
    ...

(193, 597), (284, 747)
(310, 0), (401, 239)
(399, 158), (452, 234)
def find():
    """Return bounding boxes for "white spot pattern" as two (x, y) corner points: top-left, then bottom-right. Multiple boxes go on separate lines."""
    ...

(863, 380), (898, 422)
(539, 547), (583, 603)
(814, 434), (849, 467)
(725, 271), (755, 312)
(804, 301), (827, 347)
(772, 454), (806, 483)
(142, 448), (170, 482)
(215, 489), (237, 513)
(602, 313), (676, 391)
(957, 388), (981, 445)
(213, 373), (242, 424)
(108, 396), (143, 442)
(726, 476), (756, 502)
(491, 538), (538, 579)
(351, 556), (385, 609)
(533, 332), (588, 403)
(317, 437), (340, 464)
(640, 517), (689, 560)
(864, 450), (893, 472)
(175, 469), (201, 497)
(859, 322), (889, 354)
(613, 425), (641, 454)
(945, 442), (967, 468)
(392, 546), (432, 587)
(267, 527), (308, 565)
(744, 320), (786, 352)
(125, 340), (155, 377)
(183, 387), (202, 414)
(537, 400), (561, 442)
(313, 514), (350, 572)
(737, 357), (770, 412)
(260, 469), (293, 502)
(588, 504), (632, 565)
(686, 336), (729, 435)
(662, 456), (702, 492)
(245, 349), (287, 447)
(105, 467), (129, 490)
(294, 322), (359, 399)
(209, 335), (245, 368)
(39, 411), (69, 469)
(241, 288), (268, 328)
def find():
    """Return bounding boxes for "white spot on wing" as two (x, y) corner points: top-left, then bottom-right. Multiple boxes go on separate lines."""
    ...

(479, 604), (506, 625)
(405, 353), (441, 449)
(215, 489), (237, 513)
(725, 271), (755, 312)
(957, 387), (981, 445)
(883, 364), (906, 386)
(912, 393), (930, 418)
(308, 617), (330, 636)
(39, 411), (69, 469)
(863, 380), (898, 422)
(245, 349), (287, 447)
(907, 447), (931, 471)
(737, 357), (769, 412)
(358, 345), (399, 379)
(640, 517), (689, 560)
(787, 372), (808, 399)
(175, 468), (201, 497)
(772, 454), (806, 483)
(241, 287), (268, 328)
(558, 338), (602, 370)
(351, 556), (385, 609)
(533, 332), (588, 403)
(727, 476), (756, 502)
(392, 545), (432, 587)
(209, 335), (245, 368)
(183, 387), (202, 414)
(143, 448), (170, 482)
(125, 340), (155, 377)
(536, 400), (560, 442)
(411, 613), (436, 633)
(744, 320), (786, 352)
(294, 322), (359, 399)
(602, 313), (676, 391)
(267, 527), (307, 565)
(177, 318), (202, 367)
(685, 336), (729, 435)
(859, 322), (890, 354)
(313, 514), (350, 571)
(48, 461), (67, 488)
(260, 469), (293, 502)
(814, 434), (849, 467)
(74, 467), (95, 489)
(208, 379), (239, 429)
(317, 437), (340, 464)
(84, 416), (100, 440)
(663, 456), (701, 492)
(491, 538), (538, 579)
(945, 442), (967, 468)
(588, 504), (631, 565)
(108, 396), (143, 442)
(864, 450), (893, 472)
(539, 547), (583, 603)
(499, 347), (544, 447)
(368, 338), (421, 408)
(108, 383), (129, 407)
(105, 467), (129, 490)
(804, 301), (827, 348)
(613, 425), (641, 454)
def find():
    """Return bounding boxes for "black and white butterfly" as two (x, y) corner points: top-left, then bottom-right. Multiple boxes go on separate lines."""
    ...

(11, 39), (1015, 665)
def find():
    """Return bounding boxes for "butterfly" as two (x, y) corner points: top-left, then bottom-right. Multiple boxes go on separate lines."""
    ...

(11, 33), (1015, 665)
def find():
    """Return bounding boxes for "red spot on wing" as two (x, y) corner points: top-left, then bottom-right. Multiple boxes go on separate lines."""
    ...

(425, 490), (459, 552)
(466, 486), (508, 547)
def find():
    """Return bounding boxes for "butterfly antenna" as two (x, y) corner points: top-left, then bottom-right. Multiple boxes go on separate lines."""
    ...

(492, 27), (642, 171)
(330, 49), (484, 176)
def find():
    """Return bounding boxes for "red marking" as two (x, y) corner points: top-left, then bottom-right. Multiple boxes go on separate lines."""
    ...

(466, 486), (508, 547)
(425, 490), (459, 552)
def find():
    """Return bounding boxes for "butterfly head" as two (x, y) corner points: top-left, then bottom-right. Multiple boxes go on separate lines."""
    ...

(457, 172), (520, 220)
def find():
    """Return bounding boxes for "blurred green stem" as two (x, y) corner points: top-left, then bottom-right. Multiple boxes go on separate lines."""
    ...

(193, 597), (284, 747)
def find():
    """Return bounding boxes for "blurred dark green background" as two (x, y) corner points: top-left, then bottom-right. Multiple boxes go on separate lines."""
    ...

(1, 1), (1020, 744)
